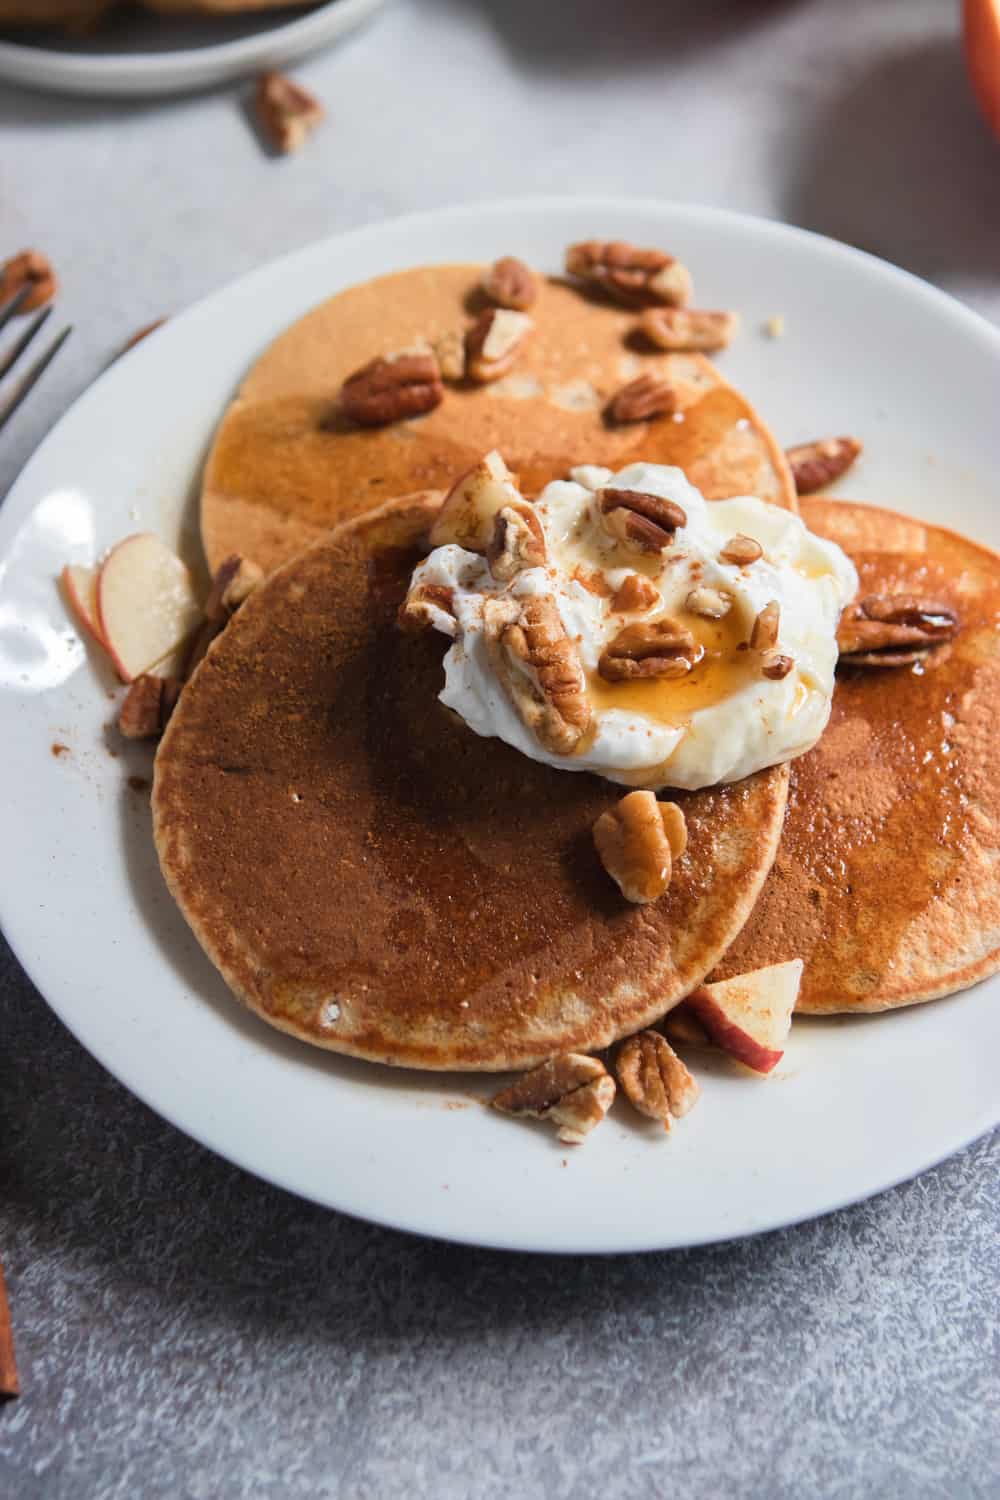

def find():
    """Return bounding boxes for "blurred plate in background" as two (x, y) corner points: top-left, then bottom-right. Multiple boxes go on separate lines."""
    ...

(0, 0), (386, 97)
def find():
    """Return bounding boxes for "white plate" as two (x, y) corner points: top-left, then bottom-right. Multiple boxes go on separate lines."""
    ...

(2, 198), (998, 1253)
(0, 0), (385, 98)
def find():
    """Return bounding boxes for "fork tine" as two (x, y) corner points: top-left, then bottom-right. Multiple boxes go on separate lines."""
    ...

(0, 285), (32, 334)
(0, 305), (53, 384)
(0, 325), (72, 437)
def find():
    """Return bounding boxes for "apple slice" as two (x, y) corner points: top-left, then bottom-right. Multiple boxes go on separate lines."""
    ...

(685, 960), (803, 1075)
(96, 533), (201, 683)
(61, 563), (106, 647)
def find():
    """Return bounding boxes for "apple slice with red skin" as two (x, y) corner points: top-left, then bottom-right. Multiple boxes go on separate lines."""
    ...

(685, 960), (803, 1074)
(96, 533), (201, 683)
(62, 563), (107, 648)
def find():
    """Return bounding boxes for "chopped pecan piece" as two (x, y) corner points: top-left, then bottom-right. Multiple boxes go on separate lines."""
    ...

(611, 573), (660, 613)
(837, 594), (959, 667)
(481, 256), (537, 311)
(341, 351), (444, 427)
(549, 1076), (616, 1144)
(615, 1030), (700, 1130)
(786, 436), (862, 495)
(685, 586), (731, 619)
(429, 450), (523, 552)
(719, 533), (763, 566)
(398, 582), (457, 636)
(487, 595), (592, 755)
(599, 617), (701, 682)
(205, 554), (264, 625)
(593, 790), (687, 904)
(598, 487), (686, 555)
(486, 504), (547, 582)
(492, 1054), (614, 1144)
(0, 250), (57, 313)
(606, 373), (678, 425)
(434, 331), (466, 382)
(750, 600), (780, 651)
(638, 306), (739, 353)
(255, 71), (324, 153)
(565, 240), (692, 308)
(661, 1005), (711, 1047)
(465, 308), (533, 383)
(762, 651), (794, 680)
(118, 673), (180, 740)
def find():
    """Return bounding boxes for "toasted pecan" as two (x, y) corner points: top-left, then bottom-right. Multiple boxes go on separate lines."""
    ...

(786, 436), (862, 495)
(565, 240), (692, 308)
(487, 594), (592, 755)
(598, 617), (701, 682)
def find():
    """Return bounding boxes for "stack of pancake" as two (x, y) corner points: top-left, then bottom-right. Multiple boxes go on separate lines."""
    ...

(152, 262), (1000, 1072)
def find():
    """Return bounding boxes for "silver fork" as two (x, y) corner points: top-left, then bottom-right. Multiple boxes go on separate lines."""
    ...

(0, 285), (73, 436)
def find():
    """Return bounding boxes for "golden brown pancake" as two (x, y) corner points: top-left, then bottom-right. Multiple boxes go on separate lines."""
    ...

(200, 264), (796, 575)
(155, 494), (790, 1070)
(713, 498), (1000, 1013)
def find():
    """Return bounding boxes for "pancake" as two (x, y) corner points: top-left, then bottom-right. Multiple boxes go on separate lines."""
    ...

(712, 498), (1000, 1013)
(200, 264), (796, 575)
(154, 493), (790, 1071)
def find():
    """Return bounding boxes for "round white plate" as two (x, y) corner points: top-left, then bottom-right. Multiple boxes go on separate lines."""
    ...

(0, 0), (385, 98)
(2, 198), (998, 1253)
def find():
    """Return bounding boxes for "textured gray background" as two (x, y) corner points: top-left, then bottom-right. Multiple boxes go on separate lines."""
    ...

(2, 0), (999, 1495)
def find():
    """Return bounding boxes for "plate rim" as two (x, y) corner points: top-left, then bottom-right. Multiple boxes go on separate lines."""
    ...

(0, 0), (386, 97)
(2, 194), (999, 1253)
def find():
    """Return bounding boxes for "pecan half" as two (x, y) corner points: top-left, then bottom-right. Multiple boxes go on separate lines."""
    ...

(465, 308), (532, 383)
(606, 373), (678, 425)
(0, 250), (57, 313)
(486, 504), (547, 582)
(593, 790), (687, 904)
(492, 1054), (614, 1144)
(638, 306), (739, 353)
(341, 351), (444, 427)
(750, 600), (780, 651)
(481, 256), (537, 311)
(685, 586), (732, 619)
(598, 487), (687, 555)
(487, 595), (592, 755)
(719, 534), (763, 566)
(615, 1030), (700, 1130)
(611, 573), (660, 613)
(119, 673), (181, 740)
(837, 594), (959, 668)
(429, 450), (523, 552)
(398, 582), (457, 636)
(565, 240), (692, 308)
(599, 617), (701, 682)
(254, 71), (324, 154)
(786, 436), (862, 495)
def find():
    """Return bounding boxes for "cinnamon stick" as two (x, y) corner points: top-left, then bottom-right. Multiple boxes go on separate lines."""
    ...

(0, 1260), (19, 1399)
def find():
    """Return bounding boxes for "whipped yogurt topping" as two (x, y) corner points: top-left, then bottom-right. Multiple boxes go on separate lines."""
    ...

(408, 461), (858, 790)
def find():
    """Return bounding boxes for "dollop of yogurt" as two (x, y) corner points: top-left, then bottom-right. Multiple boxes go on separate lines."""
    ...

(408, 462), (858, 790)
